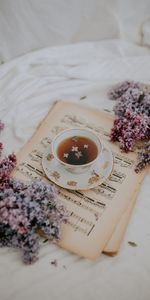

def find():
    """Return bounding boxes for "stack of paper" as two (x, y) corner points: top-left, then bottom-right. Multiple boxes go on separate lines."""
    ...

(12, 101), (147, 259)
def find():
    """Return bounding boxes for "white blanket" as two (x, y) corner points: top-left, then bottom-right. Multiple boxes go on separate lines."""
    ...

(0, 40), (150, 300)
(0, 0), (150, 62)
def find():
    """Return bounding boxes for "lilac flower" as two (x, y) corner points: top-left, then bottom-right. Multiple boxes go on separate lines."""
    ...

(0, 120), (68, 264)
(0, 179), (68, 264)
(108, 81), (141, 101)
(0, 121), (4, 156)
(0, 153), (17, 191)
(63, 153), (69, 158)
(84, 144), (89, 149)
(108, 81), (150, 171)
(113, 88), (150, 117)
(71, 146), (78, 152)
(0, 121), (4, 131)
(75, 151), (83, 159)
(110, 111), (150, 152)
(0, 120), (17, 190)
(0, 143), (3, 157)
(135, 141), (150, 172)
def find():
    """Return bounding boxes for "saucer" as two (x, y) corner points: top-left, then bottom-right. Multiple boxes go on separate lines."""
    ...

(42, 143), (113, 190)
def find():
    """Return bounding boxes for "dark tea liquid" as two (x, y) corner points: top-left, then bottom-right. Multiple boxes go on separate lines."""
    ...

(57, 136), (98, 165)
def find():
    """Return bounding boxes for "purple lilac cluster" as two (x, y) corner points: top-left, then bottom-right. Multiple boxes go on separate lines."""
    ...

(0, 121), (4, 157)
(109, 81), (150, 118)
(0, 154), (17, 191)
(108, 81), (141, 102)
(135, 141), (150, 173)
(0, 122), (67, 264)
(108, 81), (150, 171)
(0, 179), (67, 264)
(0, 121), (4, 131)
(0, 121), (17, 191)
(110, 111), (149, 152)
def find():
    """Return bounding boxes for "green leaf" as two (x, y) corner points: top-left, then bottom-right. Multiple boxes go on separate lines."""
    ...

(43, 239), (48, 243)
(128, 241), (137, 247)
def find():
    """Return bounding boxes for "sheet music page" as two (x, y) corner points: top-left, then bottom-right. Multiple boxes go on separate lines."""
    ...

(103, 186), (140, 254)
(12, 101), (147, 259)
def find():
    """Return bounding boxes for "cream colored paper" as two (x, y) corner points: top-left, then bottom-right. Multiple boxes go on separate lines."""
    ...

(103, 186), (140, 255)
(12, 101), (147, 259)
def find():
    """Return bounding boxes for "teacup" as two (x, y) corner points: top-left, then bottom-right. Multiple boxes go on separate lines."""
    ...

(51, 128), (103, 174)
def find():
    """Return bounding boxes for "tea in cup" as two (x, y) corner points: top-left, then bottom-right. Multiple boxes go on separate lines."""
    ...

(51, 128), (103, 174)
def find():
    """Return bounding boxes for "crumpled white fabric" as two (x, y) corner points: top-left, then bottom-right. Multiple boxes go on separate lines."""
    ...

(0, 0), (150, 62)
(142, 18), (150, 46)
(0, 40), (150, 300)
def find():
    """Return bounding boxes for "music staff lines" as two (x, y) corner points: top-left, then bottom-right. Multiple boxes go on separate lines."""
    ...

(17, 162), (45, 179)
(67, 220), (88, 235)
(109, 169), (126, 183)
(69, 190), (106, 209)
(29, 150), (43, 162)
(87, 225), (95, 236)
(59, 190), (105, 215)
(92, 182), (116, 199)
(40, 136), (52, 148)
(61, 115), (109, 138)
(67, 211), (96, 236)
(113, 153), (134, 168)
(69, 211), (94, 227)
(51, 125), (67, 135)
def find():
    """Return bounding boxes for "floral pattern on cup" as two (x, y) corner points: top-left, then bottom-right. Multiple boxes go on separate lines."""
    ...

(67, 181), (77, 186)
(47, 153), (54, 161)
(51, 171), (60, 180)
(88, 175), (100, 185)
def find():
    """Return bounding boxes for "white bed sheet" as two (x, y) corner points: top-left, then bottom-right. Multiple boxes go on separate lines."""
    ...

(0, 0), (150, 62)
(0, 40), (150, 300)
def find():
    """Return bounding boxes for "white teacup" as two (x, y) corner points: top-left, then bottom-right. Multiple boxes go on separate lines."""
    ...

(51, 128), (103, 174)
